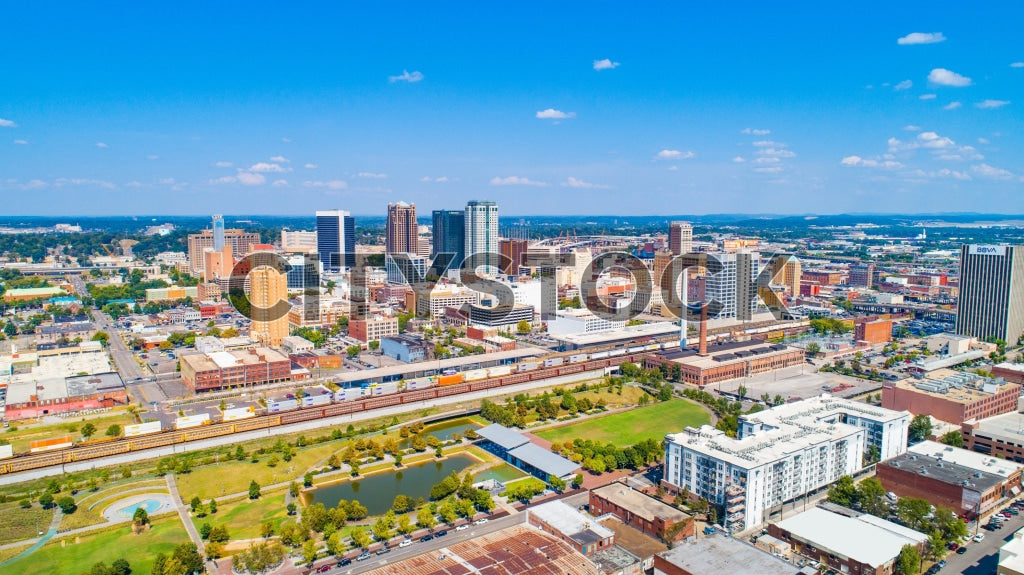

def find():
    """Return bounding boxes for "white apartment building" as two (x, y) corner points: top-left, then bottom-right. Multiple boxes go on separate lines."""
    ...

(464, 200), (499, 275)
(547, 308), (626, 337)
(416, 286), (480, 318)
(663, 394), (910, 533)
(281, 230), (318, 253)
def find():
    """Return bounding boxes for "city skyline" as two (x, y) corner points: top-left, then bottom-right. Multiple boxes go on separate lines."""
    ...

(1, 2), (1022, 216)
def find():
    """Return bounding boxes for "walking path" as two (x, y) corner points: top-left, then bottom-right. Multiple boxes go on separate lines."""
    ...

(0, 508), (62, 567)
(166, 474), (205, 554)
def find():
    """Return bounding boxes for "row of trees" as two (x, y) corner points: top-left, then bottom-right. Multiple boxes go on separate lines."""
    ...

(551, 437), (663, 474)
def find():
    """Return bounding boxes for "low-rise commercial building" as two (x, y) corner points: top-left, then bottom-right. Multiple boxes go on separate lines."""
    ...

(528, 500), (616, 556)
(3, 372), (128, 420)
(590, 483), (693, 542)
(3, 286), (68, 302)
(999, 528), (1024, 575)
(645, 340), (805, 388)
(144, 285), (199, 303)
(548, 308), (626, 337)
(855, 318), (892, 345)
(662, 395), (910, 532)
(653, 532), (802, 575)
(877, 449), (1010, 519)
(883, 371), (1020, 424)
(994, 363), (1024, 385)
(179, 347), (291, 392)
(476, 423), (581, 481)
(768, 506), (927, 575)
(468, 303), (535, 329)
(280, 335), (315, 354)
(963, 411), (1024, 463)
(34, 322), (96, 344)
(380, 334), (431, 362)
(348, 315), (399, 343)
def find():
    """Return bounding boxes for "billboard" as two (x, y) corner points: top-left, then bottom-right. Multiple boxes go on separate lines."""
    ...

(969, 245), (1006, 256)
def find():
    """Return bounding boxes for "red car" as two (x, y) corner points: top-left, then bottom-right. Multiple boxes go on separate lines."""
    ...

(948, 542), (959, 551)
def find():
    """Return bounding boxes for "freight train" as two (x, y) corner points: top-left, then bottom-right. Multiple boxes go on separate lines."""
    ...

(0, 350), (655, 475)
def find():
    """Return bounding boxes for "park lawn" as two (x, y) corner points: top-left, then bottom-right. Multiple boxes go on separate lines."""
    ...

(0, 501), (51, 545)
(191, 490), (290, 541)
(3, 409), (137, 453)
(176, 439), (346, 501)
(0, 543), (32, 564)
(573, 385), (648, 408)
(8, 516), (189, 575)
(536, 399), (710, 447)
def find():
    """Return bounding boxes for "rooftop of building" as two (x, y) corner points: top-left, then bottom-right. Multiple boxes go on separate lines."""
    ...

(591, 483), (691, 524)
(774, 507), (927, 569)
(663, 339), (799, 370)
(883, 450), (1007, 491)
(908, 438), (1024, 475)
(3, 351), (114, 404)
(589, 545), (641, 572)
(381, 333), (431, 348)
(550, 322), (680, 347)
(995, 362), (1024, 374)
(596, 517), (667, 560)
(3, 286), (67, 297)
(530, 500), (615, 543)
(656, 533), (802, 575)
(966, 411), (1024, 445)
(181, 347), (289, 372)
(361, 524), (598, 575)
(477, 423), (531, 450)
(665, 394), (909, 469)
(999, 530), (1024, 573)
(508, 442), (581, 478)
(331, 347), (545, 385)
(36, 323), (94, 335)
(892, 371), (1019, 404)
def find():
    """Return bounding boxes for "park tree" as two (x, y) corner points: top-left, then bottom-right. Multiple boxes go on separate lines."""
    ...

(208, 499), (217, 514)
(896, 497), (932, 531)
(857, 477), (889, 517)
(927, 530), (947, 561)
(517, 320), (532, 334)
(57, 496), (77, 514)
(190, 496), (202, 513)
(260, 521), (275, 539)
(105, 424), (122, 438)
(351, 528), (371, 549)
(81, 422), (97, 440)
(392, 494), (415, 513)
(302, 539), (318, 566)
(249, 480), (261, 500)
(326, 532), (344, 557)
(39, 492), (54, 508)
(417, 507), (437, 530)
(199, 523), (212, 540)
(397, 514), (415, 535)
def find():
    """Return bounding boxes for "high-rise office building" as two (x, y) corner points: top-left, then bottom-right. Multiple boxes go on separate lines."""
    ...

(669, 221), (693, 255)
(432, 210), (465, 270)
(316, 210), (355, 273)
(465, 200), (499, 274)
(386, 202), (418, 254)
(212, 214), (225, 251)
(249, 263), (289, 347)
(849, 263), (875, 288)
(281, 230), (317, 253)
(187, 227), (260, 275)
(955, 244), (1024, 342)
(770, 254), (801, 297)
(499, 239), (529, 275)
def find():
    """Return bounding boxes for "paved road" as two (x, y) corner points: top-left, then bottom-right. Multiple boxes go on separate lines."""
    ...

(943, 505), (1024, 575)
(0, 369), (608, 486)
(91, 310), (145, 382)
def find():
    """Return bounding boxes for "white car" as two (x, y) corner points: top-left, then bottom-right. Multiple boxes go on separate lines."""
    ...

(455, 524), (469, 531)
(974, 533), (985, 542)
(474, 518), (488, 525)
(399, 539), (412, 548)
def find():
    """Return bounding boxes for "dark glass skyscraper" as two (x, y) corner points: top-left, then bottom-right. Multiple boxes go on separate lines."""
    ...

(955, 244), (1024, 342)
(432, 209), (465, 270)
(316, 209), (355, 272)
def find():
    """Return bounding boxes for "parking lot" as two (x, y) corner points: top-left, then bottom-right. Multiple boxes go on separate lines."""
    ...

(711, 366), (882, 402)
(935, 499), (1024, 574)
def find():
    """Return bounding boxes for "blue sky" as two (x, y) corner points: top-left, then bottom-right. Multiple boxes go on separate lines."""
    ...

(1, 2), (1022, 216)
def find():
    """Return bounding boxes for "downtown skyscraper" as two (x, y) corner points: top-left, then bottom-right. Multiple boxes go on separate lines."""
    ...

(465, 200), (499, 275)
(316, 209), (355, 273)
(955, 244), (1024, 343)
(385, 201), (418, 254)
(432, 209), (465, 271)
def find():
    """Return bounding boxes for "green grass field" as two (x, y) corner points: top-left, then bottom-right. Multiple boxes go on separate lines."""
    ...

(6, 516), (189, 575)
(535, 399), (710, 446)
(3, 410), (138, 453)
(0, 502), (51, 545)
(191, 490), (290, 541)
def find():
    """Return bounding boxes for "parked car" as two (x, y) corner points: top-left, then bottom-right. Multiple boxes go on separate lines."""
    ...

(474, 518), (488, 525)
(947, 542), (959, 551)
(956, 546), (968, 555)
(420, 534), (433, 542)
(456, 524), (469, 531)
(399, 539), (412, 548)
(337, 558), (351, 567)
(376, 546), (391, 556)
(315, 565), (331, 573)
(435, 529), (447, 537)
(356, 552), (371, 561)
(974, 533), (985, 542)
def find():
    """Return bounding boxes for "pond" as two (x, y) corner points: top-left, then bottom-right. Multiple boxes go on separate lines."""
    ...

(397, 417), (480, 450)
(308, 453), (476, 516)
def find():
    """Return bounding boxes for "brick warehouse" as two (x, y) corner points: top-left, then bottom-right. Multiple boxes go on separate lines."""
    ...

(876, 450), (1011, 519)
(590, 483), (694, 542)
(882, 373), (1020, 425)
(645, 340), (805, 388)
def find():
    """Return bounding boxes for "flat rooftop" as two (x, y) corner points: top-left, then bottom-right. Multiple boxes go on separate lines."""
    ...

(551, 322), (679, 347)
(883, 452), (1005, 492)
(4, 351), (114, 404)
(361, 524), (599, 575)
(908, 440), (1021, 479)
(774, 507), (927, 569)
(657, 533), (802, 575)
(181, 347), (289, 372)
(597, 517), (667, 560)
(665, 394), (909, 469)
(591, 483), (691, 524)
(666, 339), (799, 370)
(892, 372), (1019, 404)
(966, 411), (1024, 446)
(530, 500), (614, 544)
(331, 347), (545, 384)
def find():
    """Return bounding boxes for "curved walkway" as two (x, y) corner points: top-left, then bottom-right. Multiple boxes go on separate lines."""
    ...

(87, 484), (171, 511)
(0, 508), (61, 568)
(101, 493), (176, 523)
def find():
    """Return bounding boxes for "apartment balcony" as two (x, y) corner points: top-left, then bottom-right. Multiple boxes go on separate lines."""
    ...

(727, 503), (745, 514)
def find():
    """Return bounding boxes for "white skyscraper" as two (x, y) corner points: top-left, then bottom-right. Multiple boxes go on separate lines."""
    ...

(464, 200), (499, 275)
(212, 214), (225, 251)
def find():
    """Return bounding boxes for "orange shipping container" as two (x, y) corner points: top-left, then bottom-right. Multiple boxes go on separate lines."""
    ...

(438, 374), (464, 386)
(30, 435), (74, 453)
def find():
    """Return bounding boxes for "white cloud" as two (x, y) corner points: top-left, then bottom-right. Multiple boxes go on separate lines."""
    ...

(732, 156), (746, 163)
(53, 177), (116, 190)
(593, 58), (620, 71)
(667, 166), (678, 171)
(934, 169), (971, 180)
(655, 149), (694, 160)
(281, 137), (292, 143)
(0, 118), (17, 127)
(943, 101), (962, 110)
(210, 176), (237, 185)
(757, 147), (795, 158)
(158, 178), (175, 185)
(1010, 62), (1024, 68)
(972, 163), (1014, 179)
(24, 179), (46, 189)
(976, 99), (1010, 109)
(842, 155), (900, 169)
(903, 125), (922, 131)
(919, 94), (936, 100)
(978, 138), (990, 144)
(389, 70), (424, 83)
(125, 181), (142, 188)
(897, 32), (947, 45)
(304, 163), (317, 169)
(752, 140), (786, 147)
(753, 166), (783, 173)
(894, 80), (913, 91)
(561, 177), (609, 189)
(754, 156), (781, 164)
(536, 108), (575, 120)
(272, 179), (289, 187)
(741, 128), (770, 135)
(357, 172), (387, 179)
(236, 172), (266, 186)
(146, 154), (159, 160)
(248, 162), (291, 173)
(13, 139), (27, 145)
(928, 68), (972, 87)
(303, 180), (347, 190)
(269, 155), (289, 163)
(490, 176), (548, 187)
(214, 161), (233, 168)
(420, 176), (450, 183)
(95, 142), (109, 148)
